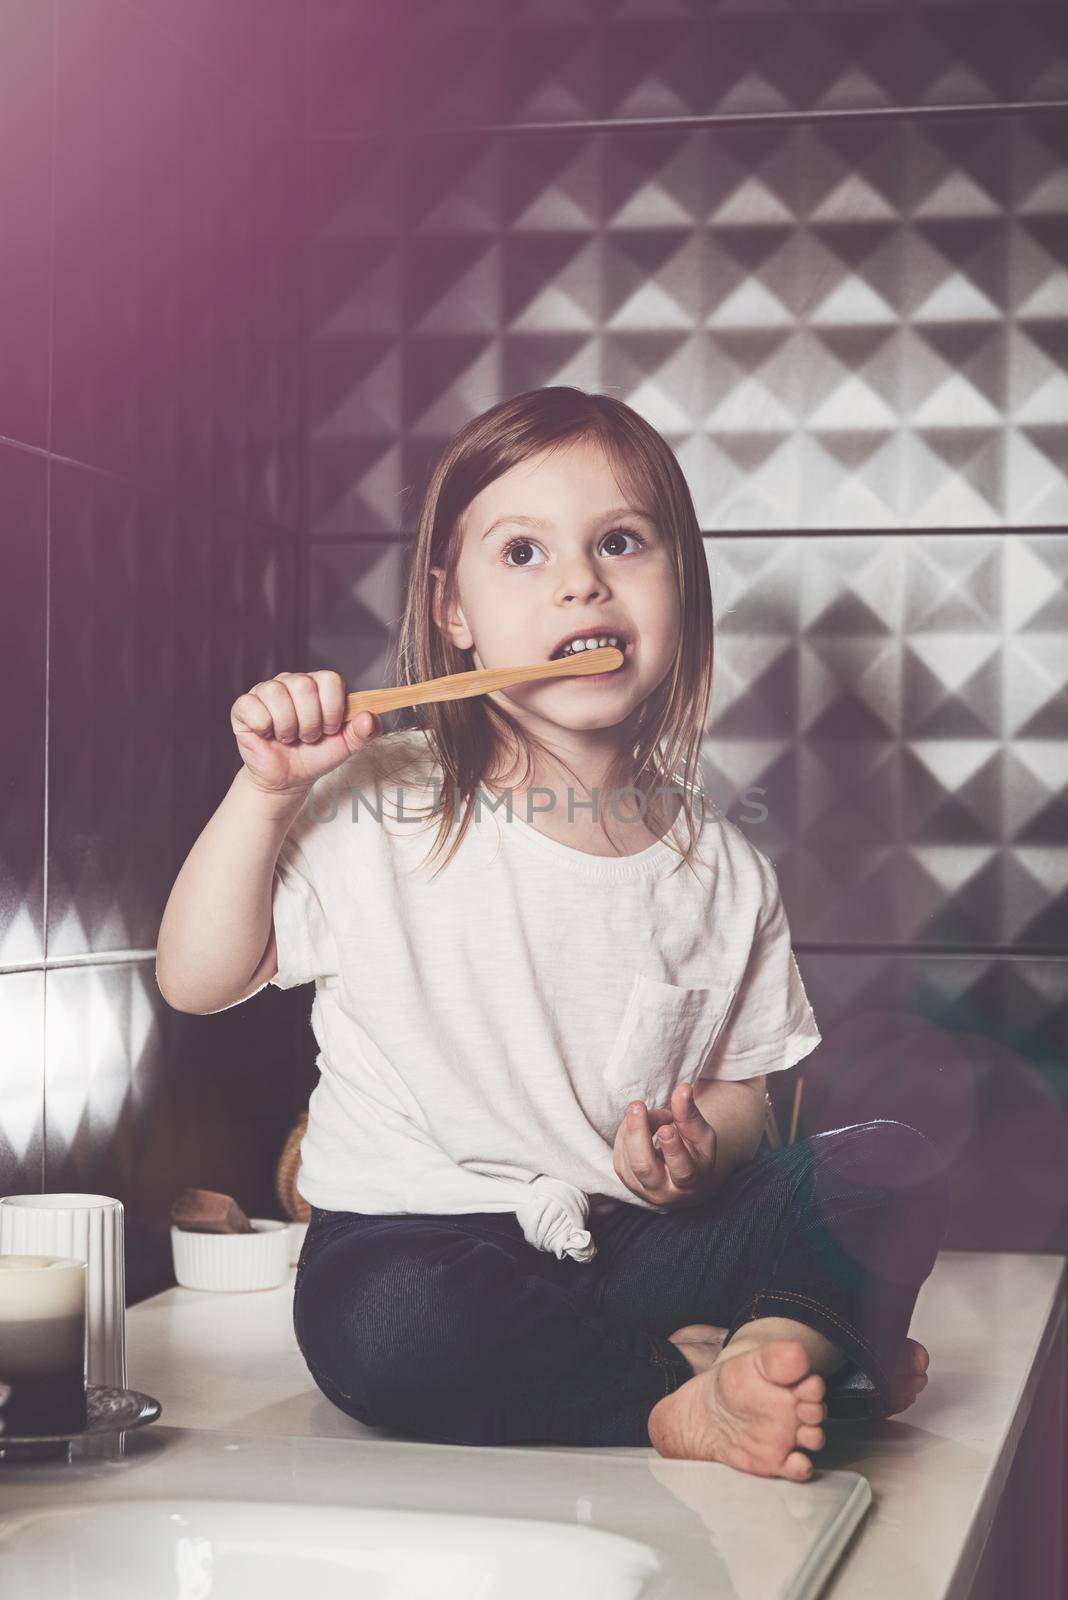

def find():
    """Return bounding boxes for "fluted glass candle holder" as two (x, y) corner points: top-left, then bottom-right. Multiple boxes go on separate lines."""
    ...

(0, 1195), (126, 1390)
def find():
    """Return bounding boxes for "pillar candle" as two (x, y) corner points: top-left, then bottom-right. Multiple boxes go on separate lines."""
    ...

(0, 1255), (87, 1436)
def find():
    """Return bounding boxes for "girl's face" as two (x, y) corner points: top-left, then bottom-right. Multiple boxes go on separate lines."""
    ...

(433, 438), (681, 744)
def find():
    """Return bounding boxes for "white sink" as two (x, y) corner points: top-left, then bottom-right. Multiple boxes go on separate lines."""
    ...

(0, 1499), (665, 1600)
(0, 1424), (871, 1599)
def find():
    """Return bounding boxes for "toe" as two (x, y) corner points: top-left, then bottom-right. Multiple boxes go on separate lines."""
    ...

(889, 1372), (928, 1407)
(899, 1339), (930, 1375)
(797, 1399), (827, 1425)
(796, 1424), (825, 1451)
(669, 1323), (728, 1346)
(885, 1371), (930, 1416)
(757, 1340), (813, 1388)
(794, 1372), (826, 1402)
(784, 1450), (814, 1481)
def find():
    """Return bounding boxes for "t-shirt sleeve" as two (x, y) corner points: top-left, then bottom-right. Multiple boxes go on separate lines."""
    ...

(699, 851), (821, 1083)
(269, 828), (340, 990)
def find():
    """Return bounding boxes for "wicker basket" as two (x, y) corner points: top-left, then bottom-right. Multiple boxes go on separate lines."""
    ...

(275, 1111), (310, 1223)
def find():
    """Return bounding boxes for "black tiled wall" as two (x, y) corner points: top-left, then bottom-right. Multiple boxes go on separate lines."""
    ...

(0, 0), (311, 1305)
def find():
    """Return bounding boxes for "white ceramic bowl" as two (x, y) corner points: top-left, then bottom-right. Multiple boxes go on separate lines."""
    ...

(170, 1218), (290, 1292)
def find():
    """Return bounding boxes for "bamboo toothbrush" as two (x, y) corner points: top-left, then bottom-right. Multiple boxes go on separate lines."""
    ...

(342, 645), (625, 720)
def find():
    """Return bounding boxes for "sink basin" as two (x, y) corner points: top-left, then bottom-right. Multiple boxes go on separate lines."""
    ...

(0, 1498), (666, 1600)
(0, 1424), (873, 1599)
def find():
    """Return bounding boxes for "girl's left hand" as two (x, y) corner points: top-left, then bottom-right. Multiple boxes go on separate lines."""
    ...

(612, 1083), (718, 1209)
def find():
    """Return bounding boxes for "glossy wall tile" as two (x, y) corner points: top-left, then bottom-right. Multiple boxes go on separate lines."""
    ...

(126, 0), (301, 126)
(0, 447), (47, 967)
(41, 959), (313, 1304)
(704, 533), (1068, 949)
(0, 0), (309, 1303)
(776, 946), (1068, 1252)
(307, 0), (1068, 136)
(0, 0), (53, 451)
(306, 539), (412, 694)
(0, 971), (46, 1200)
(305, 114), (1068, 537)
(52, 0), (304, 522)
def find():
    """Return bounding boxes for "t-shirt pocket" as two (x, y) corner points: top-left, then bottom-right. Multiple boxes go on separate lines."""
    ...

(603, 973), (739, 1108)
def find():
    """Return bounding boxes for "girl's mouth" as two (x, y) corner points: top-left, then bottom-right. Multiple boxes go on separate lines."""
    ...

(548, 631), (635, 667)
(555, 641), (632, 684)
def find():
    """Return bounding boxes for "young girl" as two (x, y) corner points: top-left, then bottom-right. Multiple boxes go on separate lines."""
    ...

(157, 387), (946, 1477)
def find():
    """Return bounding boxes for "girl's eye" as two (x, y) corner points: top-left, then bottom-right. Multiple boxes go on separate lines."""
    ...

(499, 526), (645, 568)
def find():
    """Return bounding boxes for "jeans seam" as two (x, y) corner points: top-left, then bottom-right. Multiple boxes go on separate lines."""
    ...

(649, 1333), (692, 1402)
(754, 1163), (891, 1370)
(305, 1355), (356, 1403)
(746, 1287), (891, 1395)
(646, 1332), (672, 1371)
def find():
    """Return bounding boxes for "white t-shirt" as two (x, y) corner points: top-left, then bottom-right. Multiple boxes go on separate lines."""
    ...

(263, 728), (821, 1262)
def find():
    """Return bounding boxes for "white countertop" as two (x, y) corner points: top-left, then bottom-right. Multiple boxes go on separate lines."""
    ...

(0, 1422), (875, 1600)
(2, 1248), (1061, 1600)
(115, 1246), (1066, 1599)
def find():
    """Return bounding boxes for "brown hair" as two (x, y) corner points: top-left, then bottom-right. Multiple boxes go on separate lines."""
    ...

(387, 386), (716, 880)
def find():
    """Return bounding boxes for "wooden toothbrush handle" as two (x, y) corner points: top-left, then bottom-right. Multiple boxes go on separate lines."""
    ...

(343, 646), (624, 719)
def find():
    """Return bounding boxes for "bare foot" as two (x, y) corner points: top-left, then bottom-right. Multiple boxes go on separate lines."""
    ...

(668, 1324), (931, 1417)
(648, 1338), (826, 1477)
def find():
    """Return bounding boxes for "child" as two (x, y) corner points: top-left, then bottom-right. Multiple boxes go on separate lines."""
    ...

(157, 386), (947, 1475)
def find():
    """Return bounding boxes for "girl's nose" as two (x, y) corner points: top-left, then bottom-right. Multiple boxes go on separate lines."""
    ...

(557, 569), (609, 604)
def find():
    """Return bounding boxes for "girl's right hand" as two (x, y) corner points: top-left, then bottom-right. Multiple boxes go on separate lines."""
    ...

(230, 670), (379, 797)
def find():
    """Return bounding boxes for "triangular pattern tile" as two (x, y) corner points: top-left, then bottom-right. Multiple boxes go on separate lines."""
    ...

(307, 1), (1068, 133)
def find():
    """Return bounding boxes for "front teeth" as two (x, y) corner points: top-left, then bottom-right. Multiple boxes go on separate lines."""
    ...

(556, 634), (623, 658)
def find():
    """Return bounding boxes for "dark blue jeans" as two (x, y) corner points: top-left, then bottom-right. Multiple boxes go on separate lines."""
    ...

(292, 1119), (950, 1448)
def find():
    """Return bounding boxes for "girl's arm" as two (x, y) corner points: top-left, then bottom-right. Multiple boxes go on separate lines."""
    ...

(157, 669), (381, 1015)
(690, 1074), (768, 1198)
(156, 767), (308, 1014)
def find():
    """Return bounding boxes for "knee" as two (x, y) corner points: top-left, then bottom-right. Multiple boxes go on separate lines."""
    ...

(296, 1232), (502, 1421)
(857, 1119), (943, 1183)
(845, 1120), (951, 1238)
(363, 1247), (491, 1371)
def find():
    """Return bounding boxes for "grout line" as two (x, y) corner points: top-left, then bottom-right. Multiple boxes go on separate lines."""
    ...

(3, 435), (1063, 546)
(0, 438), (300, 536)
(2, 945), (1067, 978)
(790, 945), (1068, 960)
(295, 112), (310, 670)
(2, 952), (161, 976)
(297, 526), (1068, 543)
(305, 97), (1068, 144)
(4, 432), (1061, 544)
(41, 0), (58, 1193)
(292, 0), (313, 1085)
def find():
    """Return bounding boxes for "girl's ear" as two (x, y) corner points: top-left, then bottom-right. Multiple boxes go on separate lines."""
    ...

(429, 566), (446, 631)
(430, 565), (474, 652)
